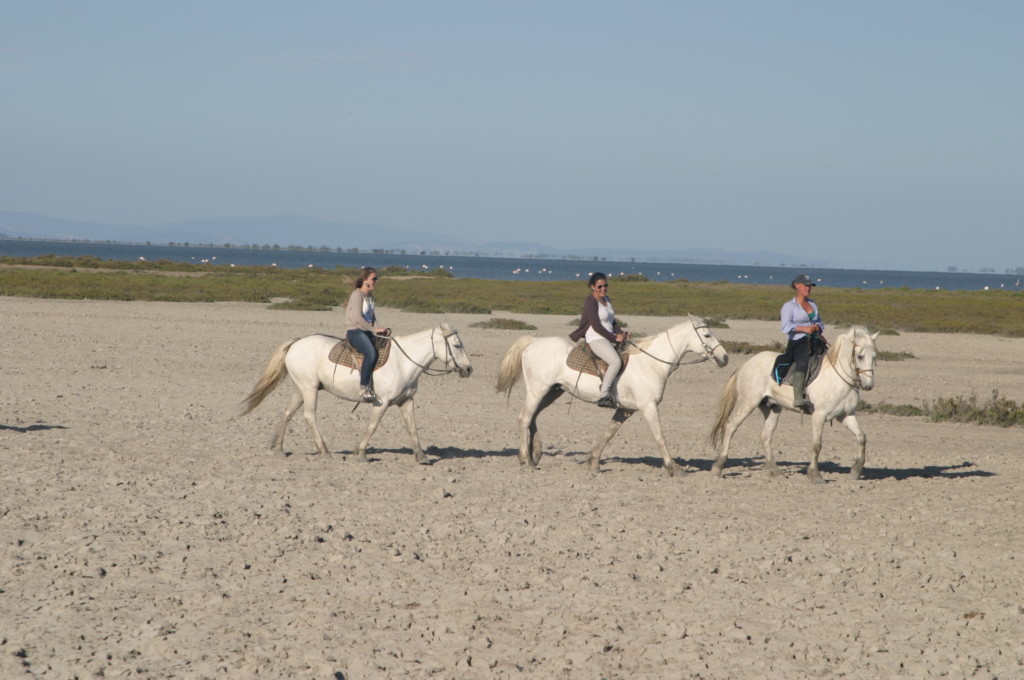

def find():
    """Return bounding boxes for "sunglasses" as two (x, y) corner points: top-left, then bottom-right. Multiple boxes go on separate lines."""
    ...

(370, 277), (378, 282)
(595, 284), (608, 289)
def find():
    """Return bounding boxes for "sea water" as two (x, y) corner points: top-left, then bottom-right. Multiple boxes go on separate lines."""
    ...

(2, 238), (1022, 292)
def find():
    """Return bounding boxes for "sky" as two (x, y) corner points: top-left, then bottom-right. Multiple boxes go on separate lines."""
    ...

(2, 1), (1023, 272)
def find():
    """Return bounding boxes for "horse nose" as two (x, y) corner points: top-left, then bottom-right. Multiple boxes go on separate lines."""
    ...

(715, 348), (729, 367)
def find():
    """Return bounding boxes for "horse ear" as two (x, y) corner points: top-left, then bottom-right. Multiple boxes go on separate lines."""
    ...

(870, 331), (880, 341)
(440, 321), (453, 335)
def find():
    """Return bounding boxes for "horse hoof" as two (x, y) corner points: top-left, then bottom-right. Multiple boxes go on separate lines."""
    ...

(663, 463), (679, 477)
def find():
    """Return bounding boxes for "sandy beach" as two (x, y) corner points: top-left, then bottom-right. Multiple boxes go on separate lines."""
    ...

(2, 296), (1022, 679)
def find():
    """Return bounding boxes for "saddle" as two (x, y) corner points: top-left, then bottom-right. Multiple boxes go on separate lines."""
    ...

(771, 334), (829, 386)
(328, 335), (392, 371)
(566, 342), (630, 378)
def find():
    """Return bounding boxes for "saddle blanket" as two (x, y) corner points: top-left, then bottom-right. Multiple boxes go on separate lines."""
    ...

(328, 335), (392, 371)
(566, 342), (630, 378)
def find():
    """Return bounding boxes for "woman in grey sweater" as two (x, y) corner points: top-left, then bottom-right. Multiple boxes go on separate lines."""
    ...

(346, 267), (389, 401)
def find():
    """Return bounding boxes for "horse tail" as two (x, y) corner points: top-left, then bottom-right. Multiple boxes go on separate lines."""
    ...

(240, 339), (298, 416)
(709, 368), (739, 450)
(495, 336), (535, 395)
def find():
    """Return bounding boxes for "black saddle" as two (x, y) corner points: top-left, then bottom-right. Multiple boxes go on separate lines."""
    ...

(771, 334), (829, 386)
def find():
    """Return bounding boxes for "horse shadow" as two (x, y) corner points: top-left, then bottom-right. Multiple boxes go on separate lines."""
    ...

(282, 446), (522, 463)
(426, 446), (521, 461)
(0, 423), (67, 433)
(693, 455), (993, 481)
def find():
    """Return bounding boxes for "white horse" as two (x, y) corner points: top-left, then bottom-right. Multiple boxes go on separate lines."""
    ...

(241, 323), (472, 463)
(496, 315), (729, 476)
(709, 325), (879, 482)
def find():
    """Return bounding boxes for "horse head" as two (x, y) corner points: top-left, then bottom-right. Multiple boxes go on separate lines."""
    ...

(829, 325), (878, 391)
(437, 322), (473, 378)
(687, 314), (729, 367)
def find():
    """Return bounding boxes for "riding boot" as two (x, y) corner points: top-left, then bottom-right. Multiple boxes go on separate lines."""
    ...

(791, 371), (814, 414)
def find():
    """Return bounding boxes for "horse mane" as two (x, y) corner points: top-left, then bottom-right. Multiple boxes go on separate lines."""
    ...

(626, 334), (656, 354)
(825, 325), (869, 366)
(626, 317), (704, 355)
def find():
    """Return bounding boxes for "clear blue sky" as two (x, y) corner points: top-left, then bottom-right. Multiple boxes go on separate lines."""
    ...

(3, 1), (1022, 271)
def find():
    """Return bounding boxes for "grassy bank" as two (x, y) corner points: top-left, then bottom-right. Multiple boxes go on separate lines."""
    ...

(3, 256), (1024, 336)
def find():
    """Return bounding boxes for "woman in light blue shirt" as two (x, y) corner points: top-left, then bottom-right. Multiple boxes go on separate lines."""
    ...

(778, 273), (825, 413)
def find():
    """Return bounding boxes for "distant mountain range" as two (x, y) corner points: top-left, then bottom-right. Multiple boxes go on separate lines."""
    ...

(0, 210), (820, 267)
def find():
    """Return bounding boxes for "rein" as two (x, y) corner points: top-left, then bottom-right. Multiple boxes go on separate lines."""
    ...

(626, 323), (717, 369)
(387, 328), (464, 376)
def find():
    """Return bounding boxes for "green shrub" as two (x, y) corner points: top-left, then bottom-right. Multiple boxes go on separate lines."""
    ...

(470, 318), (538, 330)
(861, 390), (1024, 428)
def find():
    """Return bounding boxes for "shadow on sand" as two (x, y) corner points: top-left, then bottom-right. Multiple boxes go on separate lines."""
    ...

(686, 455), (992, 481)
(0, 422), (67, 434)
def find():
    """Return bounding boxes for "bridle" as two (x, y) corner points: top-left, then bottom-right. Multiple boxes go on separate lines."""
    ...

(387, 327), (467, 376)
(830, 337), (874, 390)
(626, 319), (720, 369)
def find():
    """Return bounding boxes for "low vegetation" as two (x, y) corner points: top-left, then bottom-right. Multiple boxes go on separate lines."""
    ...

(3, 255), (1024, 336)
(470, 318), (538, 331)
(863, 391), (1024, 428)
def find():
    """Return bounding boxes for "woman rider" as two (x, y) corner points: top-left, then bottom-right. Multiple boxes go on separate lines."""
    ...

(569, 272), (627, 408)
(779, 273), (825, 414)
(346, 267), (389, 402)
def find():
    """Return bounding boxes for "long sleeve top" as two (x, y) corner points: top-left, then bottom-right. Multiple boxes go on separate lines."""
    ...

(780, 297), (824, 341)
(345, 289), (378, 332)
(569, 294), (620, 343)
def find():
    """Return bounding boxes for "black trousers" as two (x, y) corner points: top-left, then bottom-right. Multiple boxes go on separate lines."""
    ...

(773, 336), (810, 384)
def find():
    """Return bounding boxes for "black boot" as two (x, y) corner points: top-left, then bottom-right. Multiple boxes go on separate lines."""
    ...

(791, 371), (814, 414)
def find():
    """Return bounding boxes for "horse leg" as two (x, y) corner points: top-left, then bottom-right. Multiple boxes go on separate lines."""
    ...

(806, 414), (827, 483)
(587, 407), (633, 473)
(397, 399), (429, 465)
(711, 397), (762, 478)
(527, 387), (564, 466)
(272, 389), (304, 453)
(298, 386), (330, 456)
(517, 386), (552, 468)
(837, 413), (867, 479)
(639, 403), (681, 477)
(759, 403), (783, 477)
(354, 404), (389, 462)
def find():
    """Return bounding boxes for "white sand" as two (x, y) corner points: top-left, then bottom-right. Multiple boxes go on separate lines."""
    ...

(1, 297), (1022, 679)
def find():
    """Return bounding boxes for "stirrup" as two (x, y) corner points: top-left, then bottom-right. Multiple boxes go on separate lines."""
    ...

(597, 395), (617, 409)
(360, 386), (376, 402)
(795, 400), (814, 415)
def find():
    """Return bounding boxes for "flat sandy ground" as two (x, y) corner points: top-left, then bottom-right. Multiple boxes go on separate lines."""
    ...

(1, 296), (1022, 679)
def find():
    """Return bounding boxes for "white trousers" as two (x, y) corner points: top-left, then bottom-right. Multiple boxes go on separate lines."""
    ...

(587, 337), (622, 397)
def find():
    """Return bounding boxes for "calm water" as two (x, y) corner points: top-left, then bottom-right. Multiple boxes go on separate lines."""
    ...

(2, 238), (1022, 292)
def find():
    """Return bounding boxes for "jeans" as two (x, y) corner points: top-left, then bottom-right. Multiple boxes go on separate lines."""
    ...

(347, 329), (378, 387)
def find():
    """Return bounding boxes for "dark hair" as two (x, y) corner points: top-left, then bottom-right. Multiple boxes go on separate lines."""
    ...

(588, 272), (608, 288)
(354, 267), (378, 289)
